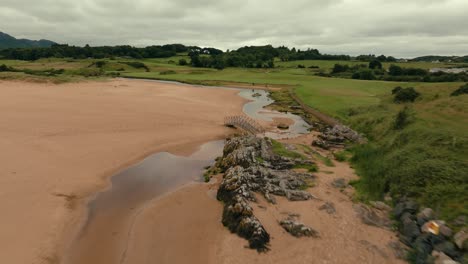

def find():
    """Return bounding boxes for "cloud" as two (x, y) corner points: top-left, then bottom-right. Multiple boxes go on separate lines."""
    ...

(0, 0), (466, 57)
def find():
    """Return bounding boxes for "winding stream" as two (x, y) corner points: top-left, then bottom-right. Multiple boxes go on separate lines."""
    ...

(65, 80), (310, 263)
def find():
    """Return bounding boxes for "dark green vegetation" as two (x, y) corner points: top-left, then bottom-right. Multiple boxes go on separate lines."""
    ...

(393, 87), (421, 103)
(327, 62), (468, 82)
(0, 31), (56, 49)
(451, 83), (468, 96)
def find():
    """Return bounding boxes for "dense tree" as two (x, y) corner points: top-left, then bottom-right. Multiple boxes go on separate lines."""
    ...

(369, 59), (382, 69)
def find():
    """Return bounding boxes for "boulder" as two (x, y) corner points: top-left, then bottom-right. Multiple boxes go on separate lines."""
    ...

(319, 202), (336, 214)
(417, 208), (435, 226)
(454, 228), (468, 250)
(412, 233), (435, 264)
(433, 241), (461, 260)
(370, 201), (392, 211)
(401, 217), (421, 244)
(432, 251), (460, 264)
(331, 178), (347, 189)
(353, 203), (391, 228)
(279, 218), (319, 238)
(393, 200), (419, 219)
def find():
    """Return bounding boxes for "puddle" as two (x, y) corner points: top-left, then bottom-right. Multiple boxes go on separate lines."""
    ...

(65, 140), (224, 264)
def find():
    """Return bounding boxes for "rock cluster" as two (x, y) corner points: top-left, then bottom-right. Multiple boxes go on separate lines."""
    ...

(217, 136), (316, 251)
(313, 124), (365, 149)
(279, 217), (319, 238)
(393, 199), (465, 264)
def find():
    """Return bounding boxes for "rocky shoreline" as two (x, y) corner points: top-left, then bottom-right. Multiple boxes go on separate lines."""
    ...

(215, 136), (318, 251)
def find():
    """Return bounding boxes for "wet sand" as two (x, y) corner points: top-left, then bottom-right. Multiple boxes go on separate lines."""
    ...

(0, 79), (245, 264)
(124, 134), (406, 264)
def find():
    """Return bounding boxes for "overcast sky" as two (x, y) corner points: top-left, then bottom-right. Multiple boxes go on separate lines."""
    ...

(1, 0), (467, 58)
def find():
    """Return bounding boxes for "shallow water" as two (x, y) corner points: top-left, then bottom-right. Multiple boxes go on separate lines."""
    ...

(65, 140), (224, 264)
(238, 89), (311, 139)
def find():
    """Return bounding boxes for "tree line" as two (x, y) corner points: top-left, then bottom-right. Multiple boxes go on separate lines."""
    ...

(326, 61), (468, 82)
(0, 44), (223, 61)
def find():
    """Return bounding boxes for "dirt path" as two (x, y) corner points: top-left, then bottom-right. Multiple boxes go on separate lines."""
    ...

(123, 134), (406, 264)
(0, 79), (245, 264)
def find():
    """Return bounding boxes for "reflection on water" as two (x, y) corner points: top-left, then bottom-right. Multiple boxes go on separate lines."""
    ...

(66, 140), (225, 264)
(238, 89), (311, 139)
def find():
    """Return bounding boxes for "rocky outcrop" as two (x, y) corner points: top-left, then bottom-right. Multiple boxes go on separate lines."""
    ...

(217, 136), (317, 251)
(279, 217), (319, 238)
(313, 124), (366, 149)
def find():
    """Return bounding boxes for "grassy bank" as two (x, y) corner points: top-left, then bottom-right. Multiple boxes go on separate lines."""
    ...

(346, 86), (468, 221)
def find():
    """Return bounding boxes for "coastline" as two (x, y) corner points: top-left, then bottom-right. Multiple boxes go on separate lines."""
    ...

(0, 78), (246, 263)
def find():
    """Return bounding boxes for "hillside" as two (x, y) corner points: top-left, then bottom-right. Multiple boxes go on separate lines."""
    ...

(0, 31), (56, 49)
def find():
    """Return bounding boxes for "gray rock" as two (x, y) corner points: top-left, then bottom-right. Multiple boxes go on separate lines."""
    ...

(412, 233), (434, 264)
(331, 178), (347, 188)
(432, 251), (460, 264)
(393, 199), (419, 219)
(417, 208), (435, 226)
(319, 202), (336, 214)
(401, 217), (421, 244)
(433, 241), (460, 260)
(217, 136), (318, 251)
(353, 203), (392, 228)
(370, 201), (392, 211)
(279, 218), (319, 238)
(454, 228), (468, 250)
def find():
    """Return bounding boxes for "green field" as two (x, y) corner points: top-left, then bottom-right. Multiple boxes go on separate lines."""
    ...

(1, 57), (467, 220)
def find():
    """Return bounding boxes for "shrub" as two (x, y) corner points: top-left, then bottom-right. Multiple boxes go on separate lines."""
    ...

(394, 87), (420, 103)
(178, 59), (188, 66)
(393, 106), (413, 130)
(352, 69), (376, 80)
(160, 70), (176, 75)
(0, 64), (10, 72)
(392, 86), (403, 94)
(297, 64), (305, 68)
(369, 59), (382, 69)
(450, 84), (468, 96)
(331, 64), (350, 74)
(121, 61), (150, 72)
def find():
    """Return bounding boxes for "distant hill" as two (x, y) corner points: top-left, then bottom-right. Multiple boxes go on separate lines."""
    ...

(0, 31), (56, 49)
(411, 55), (468, 63)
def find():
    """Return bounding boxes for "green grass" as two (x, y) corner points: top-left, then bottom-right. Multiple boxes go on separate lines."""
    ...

(293, 163), (318, 172)
(333, 151), (349, 162)
(271, 140), (306, 160)
(347, 90), (468, 221)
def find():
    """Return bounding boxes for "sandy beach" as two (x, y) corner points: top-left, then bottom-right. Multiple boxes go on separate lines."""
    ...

(0, 79), (245, 264)
(123, 134), (406, 264)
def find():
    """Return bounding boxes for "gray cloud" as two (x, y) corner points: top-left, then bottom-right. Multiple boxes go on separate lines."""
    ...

(0, 0), (467, 57)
